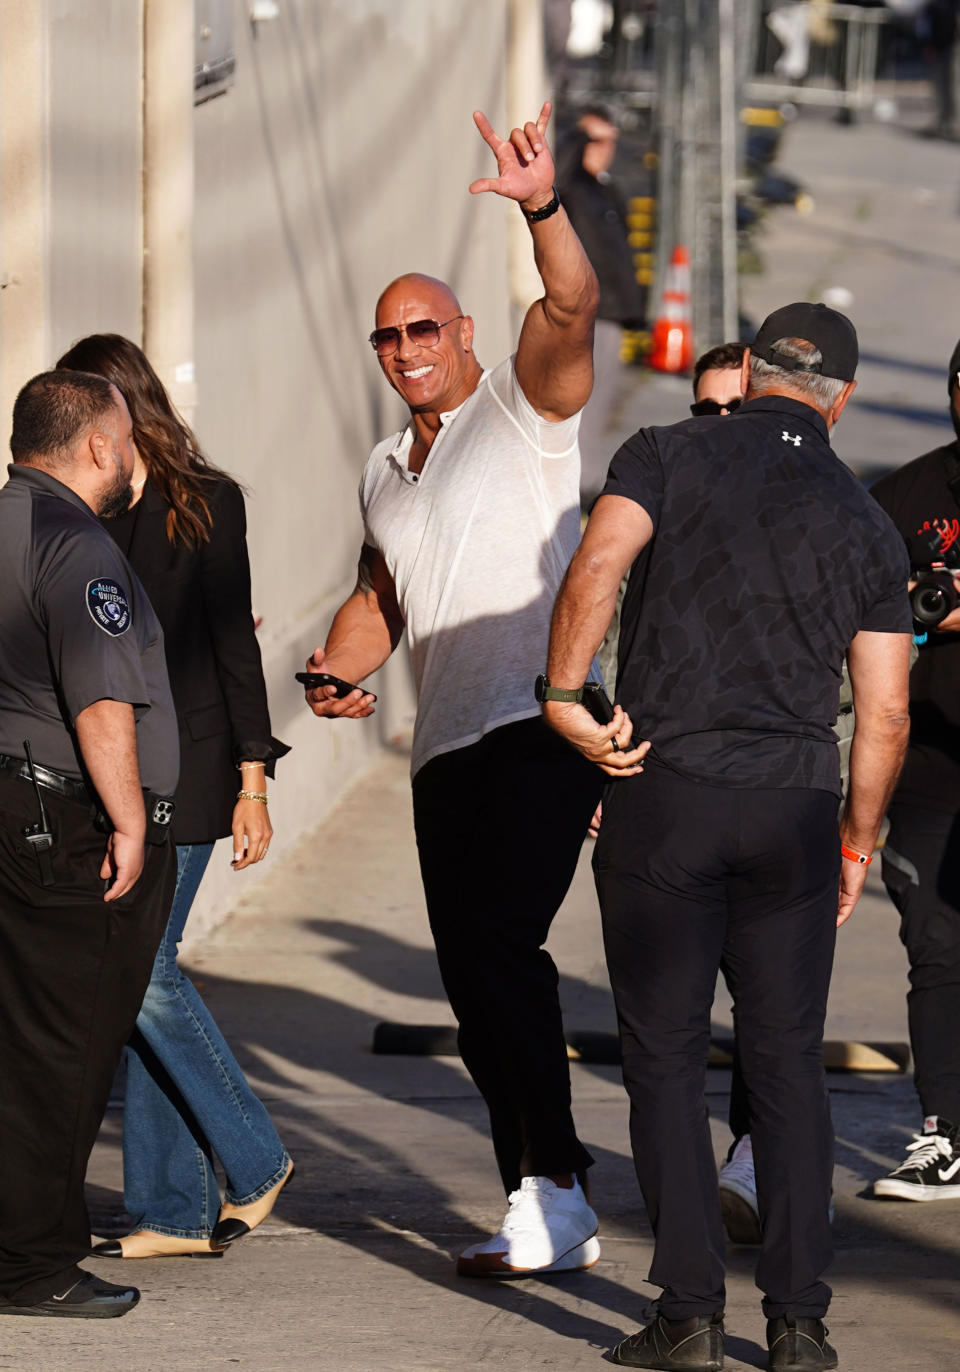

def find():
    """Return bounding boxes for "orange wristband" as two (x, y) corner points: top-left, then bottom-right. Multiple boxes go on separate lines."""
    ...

(840, 843), (872, 866)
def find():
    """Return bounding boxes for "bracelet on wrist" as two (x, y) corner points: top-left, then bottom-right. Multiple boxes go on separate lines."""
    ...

(237, 762), (264, 771)
(521, 187), (560, 223)
(840, 843), (872, 866)
(237, 789), (268, 805)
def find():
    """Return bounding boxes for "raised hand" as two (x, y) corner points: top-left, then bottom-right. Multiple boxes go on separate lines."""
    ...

(469, 102), (555, 210)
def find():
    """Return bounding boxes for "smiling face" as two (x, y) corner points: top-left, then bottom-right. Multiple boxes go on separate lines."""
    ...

(374, 274), (478, 416)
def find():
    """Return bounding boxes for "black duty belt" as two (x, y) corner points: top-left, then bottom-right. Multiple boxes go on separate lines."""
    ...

(0, 753), (91, 804)
(0, 753), (175, 841)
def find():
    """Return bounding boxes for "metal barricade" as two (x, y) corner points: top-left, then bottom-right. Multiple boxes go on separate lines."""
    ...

(745, 2), (889, 114)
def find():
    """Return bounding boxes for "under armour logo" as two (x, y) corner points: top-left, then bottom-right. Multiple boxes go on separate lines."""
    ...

(782, 431), (802, 446)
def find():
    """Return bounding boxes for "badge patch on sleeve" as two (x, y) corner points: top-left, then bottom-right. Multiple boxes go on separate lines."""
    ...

(86, 579), (131, 636)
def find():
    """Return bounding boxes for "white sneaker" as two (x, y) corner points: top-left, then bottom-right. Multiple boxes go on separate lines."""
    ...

(718, 1135), (761, 1245)
(457, 1176), (600, 1278)
(718, 1133), (835, 1244)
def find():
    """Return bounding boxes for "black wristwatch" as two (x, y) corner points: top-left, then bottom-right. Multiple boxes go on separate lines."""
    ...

(534, 673), (586, 704)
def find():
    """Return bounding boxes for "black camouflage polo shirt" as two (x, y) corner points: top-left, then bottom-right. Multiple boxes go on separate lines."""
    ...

(602, 394), (911, 794)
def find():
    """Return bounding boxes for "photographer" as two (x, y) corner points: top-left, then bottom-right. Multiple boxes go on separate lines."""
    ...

(870, 339), (960, 1201)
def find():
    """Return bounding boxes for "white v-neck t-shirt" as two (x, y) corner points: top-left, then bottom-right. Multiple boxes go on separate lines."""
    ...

(361, 356), (595, 777)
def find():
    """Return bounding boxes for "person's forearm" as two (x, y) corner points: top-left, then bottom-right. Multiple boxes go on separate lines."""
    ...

(524, 198), (599, 328)
(323, 591), (399, 682)
(841, 714), (910, 853)
(547, 544), (623, 687)
(75, 699), (146, 839)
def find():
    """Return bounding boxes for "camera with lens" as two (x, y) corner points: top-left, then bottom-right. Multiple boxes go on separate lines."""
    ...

(909, 528), (960, 629)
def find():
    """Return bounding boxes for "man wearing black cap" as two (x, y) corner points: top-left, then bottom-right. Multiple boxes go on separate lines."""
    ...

(869, 340), (960, 1203)
(541, 303), (912, 1370)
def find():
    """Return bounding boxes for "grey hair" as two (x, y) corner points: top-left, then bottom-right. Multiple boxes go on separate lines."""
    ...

(747, 337), (847, 411)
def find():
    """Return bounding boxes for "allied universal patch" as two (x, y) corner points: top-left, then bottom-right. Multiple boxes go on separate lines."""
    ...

(86, 578), (131, 636)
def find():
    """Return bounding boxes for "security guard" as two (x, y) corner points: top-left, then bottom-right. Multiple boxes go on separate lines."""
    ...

(542, 304), (912, 1371)
(0, 370), (178, 1319)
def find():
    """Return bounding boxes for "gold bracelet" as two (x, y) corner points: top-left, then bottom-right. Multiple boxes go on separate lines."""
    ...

(237, 762), (264, 771)
(237, 789), (268, 804)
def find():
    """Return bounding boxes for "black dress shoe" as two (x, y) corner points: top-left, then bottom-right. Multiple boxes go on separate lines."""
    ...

(612, 1311), (725, 1368)
(0, 1271), (139, 1319)
(767, 1315), (838, 1370)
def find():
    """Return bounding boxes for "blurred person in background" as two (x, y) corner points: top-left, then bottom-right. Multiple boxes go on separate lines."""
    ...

(557, 105), (646, 509)
(918, 0), (959, 138)
(57, 335), (292, 1261)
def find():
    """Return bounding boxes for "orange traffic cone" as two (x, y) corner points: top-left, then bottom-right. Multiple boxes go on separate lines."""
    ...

(648, 245), (693, 374)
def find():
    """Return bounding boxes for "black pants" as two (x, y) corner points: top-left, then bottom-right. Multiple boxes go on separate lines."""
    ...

(882, 803), (960, 1123)
(412, 717), (604, 1194)
(594, 762), (839, 1321)
(0, 773), (174, 1303)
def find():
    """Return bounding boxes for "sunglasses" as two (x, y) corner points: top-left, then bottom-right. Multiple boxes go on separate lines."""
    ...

(690, 397), (743, 417)
(369, 315), (464, 357)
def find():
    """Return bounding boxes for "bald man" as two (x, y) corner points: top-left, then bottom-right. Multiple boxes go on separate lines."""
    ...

(304, 104), (605, 1278)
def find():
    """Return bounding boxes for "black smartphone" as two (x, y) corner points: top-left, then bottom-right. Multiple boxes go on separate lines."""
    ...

(582, 681), (615, 726)
(295, 671), (376, 702)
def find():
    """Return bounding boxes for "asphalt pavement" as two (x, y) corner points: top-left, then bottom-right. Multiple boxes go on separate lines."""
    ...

(4, 105), (960, 1372)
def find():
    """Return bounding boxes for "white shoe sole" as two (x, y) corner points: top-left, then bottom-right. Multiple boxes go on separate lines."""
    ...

(458, 1233), (600, 1279)
(874, 1178), (960, 1201)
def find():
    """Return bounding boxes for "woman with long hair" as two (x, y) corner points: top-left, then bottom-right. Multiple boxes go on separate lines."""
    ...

(57, 334), (293, 1259)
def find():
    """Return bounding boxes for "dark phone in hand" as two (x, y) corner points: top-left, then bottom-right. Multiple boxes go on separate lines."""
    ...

(295, 672), (377, 702)
(582, 682), (614, 725)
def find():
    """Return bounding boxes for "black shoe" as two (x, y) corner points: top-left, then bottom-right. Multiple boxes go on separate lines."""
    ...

(873, 1116), (960, 1201)
(766, 1315), (837, 1370)
(0, 1271), (140, 1319)
(612, 1311), (724, 1369)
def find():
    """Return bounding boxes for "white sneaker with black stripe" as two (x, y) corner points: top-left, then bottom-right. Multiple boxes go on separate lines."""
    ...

(874, 1116), (960, 1201)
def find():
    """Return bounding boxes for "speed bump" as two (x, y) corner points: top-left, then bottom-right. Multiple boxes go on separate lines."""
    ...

(372, 1023), (909, 1073)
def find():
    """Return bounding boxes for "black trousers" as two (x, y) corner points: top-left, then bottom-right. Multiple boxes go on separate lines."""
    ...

(412, 717), (604, 1194)
(0, 773), (174, 1303)
(882, 803), (960, 1123)
(594, 762), (839, 1321)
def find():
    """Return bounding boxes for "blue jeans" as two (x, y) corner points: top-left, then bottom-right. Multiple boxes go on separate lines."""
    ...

(123, 843), (290, 1237)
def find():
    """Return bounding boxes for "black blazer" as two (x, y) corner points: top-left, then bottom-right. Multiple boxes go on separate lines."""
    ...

(104, 477), (288, 844)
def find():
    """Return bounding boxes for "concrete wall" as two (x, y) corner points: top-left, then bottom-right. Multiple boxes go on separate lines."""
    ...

(1, 0), (528, 938)
(0, 0), (143, 425)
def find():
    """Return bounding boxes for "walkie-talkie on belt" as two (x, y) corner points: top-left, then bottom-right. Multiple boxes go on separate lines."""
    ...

(21, 738), (55, 886)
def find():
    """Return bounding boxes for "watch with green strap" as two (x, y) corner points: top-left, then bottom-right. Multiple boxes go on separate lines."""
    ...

(534, 674), (589, 704)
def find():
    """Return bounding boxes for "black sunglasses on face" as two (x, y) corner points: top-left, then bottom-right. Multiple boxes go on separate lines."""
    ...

(690, 397), (743, 417)
(369, 315), (465, 357)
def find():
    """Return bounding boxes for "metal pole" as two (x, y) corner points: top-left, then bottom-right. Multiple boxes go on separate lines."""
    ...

(718, 0), (738, 342)
(652, 0), (682, 317)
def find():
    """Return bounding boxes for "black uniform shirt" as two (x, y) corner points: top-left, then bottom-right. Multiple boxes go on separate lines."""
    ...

(871, 442), (960, 813)
(602, 394), (911, 795)
(0, 464), (179, 795)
